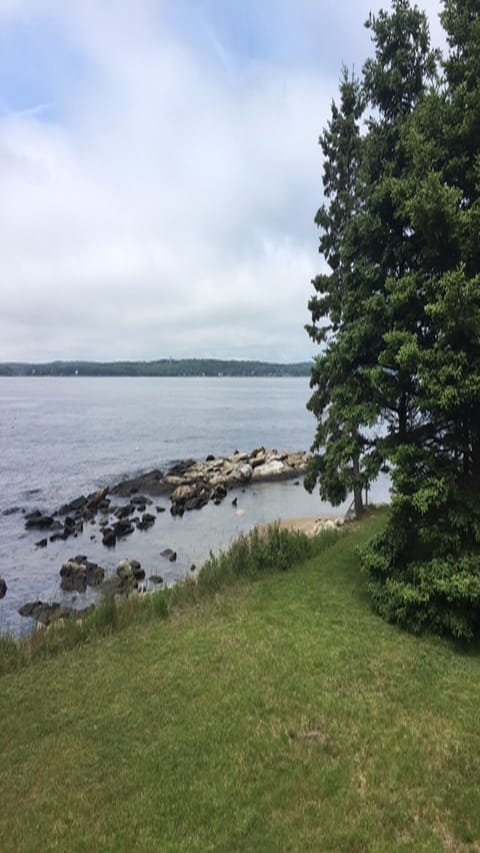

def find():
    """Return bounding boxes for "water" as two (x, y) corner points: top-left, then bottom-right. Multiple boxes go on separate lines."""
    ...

(0, 377), (389, 635)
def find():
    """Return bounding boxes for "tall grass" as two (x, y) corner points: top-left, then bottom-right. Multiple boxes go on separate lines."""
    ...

(0, 523), (344, 676)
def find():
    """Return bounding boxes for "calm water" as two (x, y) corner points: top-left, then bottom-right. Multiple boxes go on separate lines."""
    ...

(0, 377), (389, 635)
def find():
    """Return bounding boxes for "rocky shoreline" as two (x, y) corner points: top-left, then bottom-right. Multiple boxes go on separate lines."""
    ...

(0, 448), (314, 627)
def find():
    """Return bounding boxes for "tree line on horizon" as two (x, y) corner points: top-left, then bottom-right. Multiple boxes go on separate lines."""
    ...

(0, 359), (312, 378)
(306, 0), (480, 639)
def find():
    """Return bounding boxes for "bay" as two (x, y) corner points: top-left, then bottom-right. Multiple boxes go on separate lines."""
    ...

(0, 376), (389, 636)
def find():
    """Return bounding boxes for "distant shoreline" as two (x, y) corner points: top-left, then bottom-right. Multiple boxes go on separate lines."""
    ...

(0, 358), (312, 378)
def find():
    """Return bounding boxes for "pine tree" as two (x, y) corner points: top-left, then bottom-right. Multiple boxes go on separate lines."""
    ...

(362, 0), (480, 640)
(306, 68), (376, 516)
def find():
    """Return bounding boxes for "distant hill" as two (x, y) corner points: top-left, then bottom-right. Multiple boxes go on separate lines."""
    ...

(0, 358), (312, 378)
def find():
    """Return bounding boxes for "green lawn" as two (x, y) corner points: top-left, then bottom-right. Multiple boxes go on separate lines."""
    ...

(1, 512), (480, 851)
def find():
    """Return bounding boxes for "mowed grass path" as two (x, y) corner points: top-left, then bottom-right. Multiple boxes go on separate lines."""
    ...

(1, 513), (480, 851)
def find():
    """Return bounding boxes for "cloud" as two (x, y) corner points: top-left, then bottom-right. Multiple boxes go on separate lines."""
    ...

(0, 0), (443, 362)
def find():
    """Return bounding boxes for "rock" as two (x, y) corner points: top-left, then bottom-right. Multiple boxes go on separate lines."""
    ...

(64, 516), (76, 535)
(114, 519), (134, 538)
(58, 495), (87, 515)
(85, 562), (105, 586)
(130, 495), (153, 507)
(171, 484), (197, 503)
(170, 503), (184, 517)
(232, 497), (238, 507)
(116, 559), (133, 579)
(185, 494), (209, 511)
(60, 558), (106, 592)
(211, 483), (227, 501)
(60, 563), (86, 592)
(19, 600), (94, 626)
(150, 574), (164, 584)
(115, 560), (138, 594)
(25, 511), (54, 530)
(167, 459), (196, 478)
(156, 506), (166, 513)
(50, 531), (68, 542)
(136, 512), (156, 530)
(84, 486), (109, 512)
(206, 454), (215, 461)
(35, 538), (48, 548)
(2, 506), (21, 516)
(102, 528), (117, 547)
(251, 460), (286, 481)
(115, 504), (134, 519)
(111, 469), (165, 497)
(0, 578), (6, 599)
(190, 564), (196, 572)
(161, 548), (177, 562)
(130, 560), (145, 581)
(312, 517), (344, 535)
(236, 463), (253, 482)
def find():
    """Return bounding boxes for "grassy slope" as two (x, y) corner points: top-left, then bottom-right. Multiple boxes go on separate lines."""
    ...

(1, 513), (480, 852)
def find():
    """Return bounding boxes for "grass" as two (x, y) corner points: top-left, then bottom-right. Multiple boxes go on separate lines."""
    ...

(1, 511), (480, 851)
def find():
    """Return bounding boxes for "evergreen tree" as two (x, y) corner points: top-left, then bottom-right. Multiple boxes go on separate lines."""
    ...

(362, 0), (480, 640)
(306, 68), (376, 516)
(353, 0), (438, 448)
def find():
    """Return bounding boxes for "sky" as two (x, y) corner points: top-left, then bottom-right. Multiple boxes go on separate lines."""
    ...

(0, 0), (445, 364)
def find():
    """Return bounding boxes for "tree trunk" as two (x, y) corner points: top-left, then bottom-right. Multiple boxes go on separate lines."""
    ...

(352, 453), (364, 517)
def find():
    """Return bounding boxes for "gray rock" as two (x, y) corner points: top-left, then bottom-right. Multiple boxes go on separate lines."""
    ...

(19, 600), (94, 625)
(25, 511), (54, 530)
(102, 528), (116, 547)
(161, 548), (177, 562)
(0, 578), (6, 599)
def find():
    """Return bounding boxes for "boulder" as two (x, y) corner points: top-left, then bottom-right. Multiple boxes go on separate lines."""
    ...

(114, 519), (134, 538)
(60, 558), (105, 592)
(211, 483), (227, 501)
(58, 495), (87, 515)
(0, 578), (6, 599)
(170, 503), (184, 517)
(130, 560), (145, 581)
(102, 528), (117, 547)
(111, 469), (165, 497)
(19, 600), (94, 626)
(84, 486), (109, 513)
(171, 484), (197, 503)
(115, 560), (138, 594)
(185, 493), (209, 511)
(251, 460), (286, 481)
(60, 561), (87, 592)
(2, 506), (21, 516)
(25, 511), (54, 530)
(85, 562), (106, 587)
(136, 512), (156, 530)
(233, 463), (253, 483)
(115, 504), (134, 519)
(161, 548), (177, 562)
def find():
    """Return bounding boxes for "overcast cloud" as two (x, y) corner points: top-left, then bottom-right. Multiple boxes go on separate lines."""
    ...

(0, 0), (444, 362)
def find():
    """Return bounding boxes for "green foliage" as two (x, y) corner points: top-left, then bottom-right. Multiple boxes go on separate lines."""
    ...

(310, 0), (480, 639)
(306, 68), (375, 516)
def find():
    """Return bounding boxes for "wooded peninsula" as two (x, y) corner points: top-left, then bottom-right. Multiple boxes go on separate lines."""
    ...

(0, 359), (311, 378)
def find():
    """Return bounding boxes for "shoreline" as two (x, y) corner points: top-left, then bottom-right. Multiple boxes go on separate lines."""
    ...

(0, 453), (335, 636)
